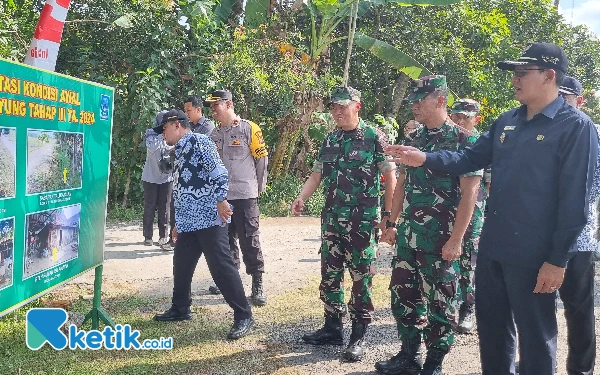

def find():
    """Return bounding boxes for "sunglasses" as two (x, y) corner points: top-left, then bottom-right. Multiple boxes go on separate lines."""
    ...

(512, 68), (546, 78)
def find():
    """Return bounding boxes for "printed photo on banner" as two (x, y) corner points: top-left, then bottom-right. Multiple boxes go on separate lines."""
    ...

(0, 217), (15, 291)
(23, 204), (81, 280)
(26, 130), (84, 195)
(0, 127), (16, 200)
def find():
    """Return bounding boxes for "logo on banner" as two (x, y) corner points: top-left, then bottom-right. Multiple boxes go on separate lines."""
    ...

(26, 308), (173, 350)
(100, 94), (110, 120)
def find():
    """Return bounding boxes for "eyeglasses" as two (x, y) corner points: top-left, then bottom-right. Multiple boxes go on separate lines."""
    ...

(513, 68), (546, 78)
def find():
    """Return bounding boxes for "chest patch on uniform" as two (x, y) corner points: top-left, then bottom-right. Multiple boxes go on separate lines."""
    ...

(536, 135), (544, 141)
(503, 126), (516, 131)
(231, 139), (241, 146)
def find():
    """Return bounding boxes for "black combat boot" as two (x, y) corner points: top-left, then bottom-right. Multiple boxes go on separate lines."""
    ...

(251, 273), (267, 306)
(421, 348), (446, 375)
(343, 320), (368, 362)
(456, 303), (475, 333)
(375, 340), (423, 375)
(302, 316), (343, 345)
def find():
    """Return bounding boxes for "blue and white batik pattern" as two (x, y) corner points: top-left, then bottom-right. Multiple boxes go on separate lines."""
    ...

(173, 132), (228, 232)
(576, 124), (600, 253)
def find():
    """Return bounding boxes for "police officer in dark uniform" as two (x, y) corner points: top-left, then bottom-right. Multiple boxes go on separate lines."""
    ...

(386, 43), (598, 375)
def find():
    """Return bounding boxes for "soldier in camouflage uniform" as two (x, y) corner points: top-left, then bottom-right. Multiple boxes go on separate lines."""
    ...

(449, 99), (488, 333)
(375, 76), (482, 375)
(291, 86), (397, 362)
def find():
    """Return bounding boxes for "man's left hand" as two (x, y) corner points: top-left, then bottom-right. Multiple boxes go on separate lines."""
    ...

(534, 262), (566, 293)
(441, 239), (462, 261)
(217, 200), (233, 222)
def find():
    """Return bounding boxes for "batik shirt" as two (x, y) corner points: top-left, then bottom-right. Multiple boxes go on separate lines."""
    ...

(173, 132), (228, 232)
(576, 124), (600, 252)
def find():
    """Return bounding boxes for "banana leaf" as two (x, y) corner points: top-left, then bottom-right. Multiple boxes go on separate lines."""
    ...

(354, 32), (457, 104)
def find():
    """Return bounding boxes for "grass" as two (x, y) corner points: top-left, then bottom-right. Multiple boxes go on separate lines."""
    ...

(0, 274), (392, 375)
(0, 139), (15, 197)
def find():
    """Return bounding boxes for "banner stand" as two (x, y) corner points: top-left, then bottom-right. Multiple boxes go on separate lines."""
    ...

(82, 265), (114, 330)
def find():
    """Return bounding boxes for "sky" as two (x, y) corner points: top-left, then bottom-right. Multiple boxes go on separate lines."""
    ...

(558, 0), (600, 36)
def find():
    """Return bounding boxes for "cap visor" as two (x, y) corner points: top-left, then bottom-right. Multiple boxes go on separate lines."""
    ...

(497, 60), (530, 71)
(450, 110), (478, 117)
(152, 125), (164, 134)
(328, 99), (354, 106)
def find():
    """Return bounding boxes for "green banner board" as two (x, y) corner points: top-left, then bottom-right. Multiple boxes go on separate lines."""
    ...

(0, 58), (114, 316)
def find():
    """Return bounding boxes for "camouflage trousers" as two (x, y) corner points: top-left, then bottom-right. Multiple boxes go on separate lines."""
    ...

(320, 215), (377, 323)
(459, 236), (479, 307)
(390, 246), (460, 353)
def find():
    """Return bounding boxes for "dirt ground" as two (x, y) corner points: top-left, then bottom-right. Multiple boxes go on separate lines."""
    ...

(74, 217), (600, 375)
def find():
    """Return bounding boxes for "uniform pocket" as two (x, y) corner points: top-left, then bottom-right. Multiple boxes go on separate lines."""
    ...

(244, 204), (260, 236)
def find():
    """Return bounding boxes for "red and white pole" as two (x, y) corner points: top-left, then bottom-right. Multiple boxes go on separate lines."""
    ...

(23, 0), (72, 72)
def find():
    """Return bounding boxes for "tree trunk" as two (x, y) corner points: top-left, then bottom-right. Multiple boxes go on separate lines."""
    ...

(269, 125), (295, 178)
(386, 72), (411, 118)
(121, 170), (131, 209)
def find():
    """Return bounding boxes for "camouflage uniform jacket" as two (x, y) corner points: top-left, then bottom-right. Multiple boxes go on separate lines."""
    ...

(399, 120), (482, 254)
(312, 120), (394, 223)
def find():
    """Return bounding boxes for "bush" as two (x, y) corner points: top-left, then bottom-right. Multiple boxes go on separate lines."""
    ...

(107, 204), (143, 223)
(259, 174), (324, 217)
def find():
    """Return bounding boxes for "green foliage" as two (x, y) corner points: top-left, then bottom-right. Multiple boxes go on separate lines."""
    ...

(36, 133), (48, 144)
(259, 174), (324, 217)
(354, 32), (432, 79)
(49, 0), (230, 208)
(106, 203), (144, 223)
(4, 0), (600, 218)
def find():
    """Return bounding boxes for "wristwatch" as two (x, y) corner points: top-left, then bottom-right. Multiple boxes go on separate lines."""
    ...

(385, 220), (397, 229)
(382, 211), (391, 217)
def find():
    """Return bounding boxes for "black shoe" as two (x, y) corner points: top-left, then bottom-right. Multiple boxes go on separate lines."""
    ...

(153, 306), (192, 322)
(143, 239), (153, 246)
(375, 340), (423, 375)
(227, 316), (255, 340)
(421, 348), (446, 375)
(302, 316), (343, 346)
(251, 273), (267, 306)
(208, 285), (221, 295)
(343, 320), (368, 362)
(456, 303), (475, 333)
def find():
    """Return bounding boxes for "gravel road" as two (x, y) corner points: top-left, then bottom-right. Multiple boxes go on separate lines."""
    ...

(76, 217), (600, 375)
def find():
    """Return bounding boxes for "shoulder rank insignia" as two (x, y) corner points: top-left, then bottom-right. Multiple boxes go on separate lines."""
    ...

(500, 132), (506, 143)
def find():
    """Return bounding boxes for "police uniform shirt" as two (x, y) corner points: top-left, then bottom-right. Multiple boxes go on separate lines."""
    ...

(210, 118), (268, 200)
(423, 96), (598, 269)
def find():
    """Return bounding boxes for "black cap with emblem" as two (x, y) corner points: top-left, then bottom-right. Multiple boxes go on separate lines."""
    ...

(152, 109), (189, 134)
(497, 42), (568, 73)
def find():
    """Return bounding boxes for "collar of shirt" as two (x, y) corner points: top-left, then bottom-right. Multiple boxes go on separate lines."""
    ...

(192, 116), (207, 129)
(333, 119), (366, 141)
(513, 95), (564, 121)
(219, 117), (242, 130)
